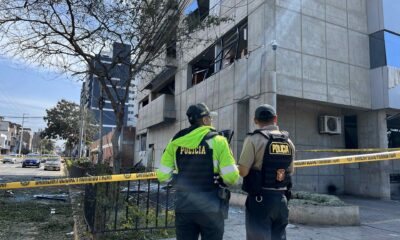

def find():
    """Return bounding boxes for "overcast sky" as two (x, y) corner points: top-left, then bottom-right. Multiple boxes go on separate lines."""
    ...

(0, 56), (81, 133)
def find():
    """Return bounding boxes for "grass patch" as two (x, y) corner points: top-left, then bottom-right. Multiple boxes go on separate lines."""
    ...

(289, 191), (346, 206)
(0, 199), (74, 240)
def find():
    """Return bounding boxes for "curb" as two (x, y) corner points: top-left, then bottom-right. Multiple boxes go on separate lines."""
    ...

(229, 192), (360, 226)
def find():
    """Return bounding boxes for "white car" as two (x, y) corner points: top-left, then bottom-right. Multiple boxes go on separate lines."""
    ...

(2, 157), (17, 164)
(44, 159), (61, 171)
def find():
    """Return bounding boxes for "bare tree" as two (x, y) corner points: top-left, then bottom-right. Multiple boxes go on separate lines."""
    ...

(0, 0), (227, 173)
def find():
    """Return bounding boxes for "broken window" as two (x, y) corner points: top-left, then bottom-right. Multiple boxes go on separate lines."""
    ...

(140, 98), (149, 108)
(188, 19), (248, 88)
(184, 0), (210, 31)
(190, 46), (216, 86)
(218, 20), (248, 69)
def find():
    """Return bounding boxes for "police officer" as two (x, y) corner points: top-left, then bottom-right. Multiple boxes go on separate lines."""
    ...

(238, 104), (295, 240)
(157, 103), (240, 240)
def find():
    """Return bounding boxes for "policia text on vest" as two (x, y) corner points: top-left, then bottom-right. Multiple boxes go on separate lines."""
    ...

(157, 103), (240, 240)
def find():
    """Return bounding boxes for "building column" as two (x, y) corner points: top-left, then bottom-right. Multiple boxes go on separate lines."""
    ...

(344, 110), (391, 199)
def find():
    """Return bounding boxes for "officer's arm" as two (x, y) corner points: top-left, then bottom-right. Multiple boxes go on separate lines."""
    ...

(156, 143), (175, 183)
(238, 165), (250, 177)
(215, 136), (240, 186)
(238, 137), (255, 177)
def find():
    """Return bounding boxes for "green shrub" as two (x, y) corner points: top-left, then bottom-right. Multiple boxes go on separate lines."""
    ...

(290, 191), (346, 206)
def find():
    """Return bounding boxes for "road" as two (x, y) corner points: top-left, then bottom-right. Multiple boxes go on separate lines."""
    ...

(0, 159), (64, 180)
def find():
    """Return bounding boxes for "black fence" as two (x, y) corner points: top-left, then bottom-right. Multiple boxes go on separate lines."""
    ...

(84, 179), (176, 234)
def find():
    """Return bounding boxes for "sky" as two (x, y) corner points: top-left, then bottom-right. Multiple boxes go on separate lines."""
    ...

(0, 56), (82, 133)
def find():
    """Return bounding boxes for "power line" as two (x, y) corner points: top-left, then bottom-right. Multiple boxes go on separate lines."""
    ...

(0, 115), (43, 118)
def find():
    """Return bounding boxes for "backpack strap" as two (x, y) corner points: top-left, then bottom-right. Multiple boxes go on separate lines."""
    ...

(204, 130), (219, 140)
(248, 129), (271, 140)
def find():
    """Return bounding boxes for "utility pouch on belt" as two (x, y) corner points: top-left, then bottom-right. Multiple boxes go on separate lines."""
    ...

(242, 169), (262, 196)
(218, 187), (231, 219)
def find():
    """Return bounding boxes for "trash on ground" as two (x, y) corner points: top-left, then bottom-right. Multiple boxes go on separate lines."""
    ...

(66, 231), (74, 236)
(33, 193), (69, 201)
(3, 190), (14, 198)
(50, 208), (56, 214)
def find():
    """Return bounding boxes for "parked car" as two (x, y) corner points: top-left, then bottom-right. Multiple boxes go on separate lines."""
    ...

(44, 159), (61, 171)
(2, 157), (17, 164)
(22, 158), (41, 168)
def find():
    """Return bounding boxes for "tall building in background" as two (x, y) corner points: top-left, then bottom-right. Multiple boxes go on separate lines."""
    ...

(81, 43), (134, 140)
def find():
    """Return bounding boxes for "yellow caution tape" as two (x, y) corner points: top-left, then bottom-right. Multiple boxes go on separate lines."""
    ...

(294, 151), (400, 168)
(0, 172), (157, 190)
(297, 148), (400, 153)
(1, 151), (400, 189)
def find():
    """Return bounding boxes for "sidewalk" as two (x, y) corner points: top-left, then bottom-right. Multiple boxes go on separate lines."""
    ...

(166, 196), (400, 240)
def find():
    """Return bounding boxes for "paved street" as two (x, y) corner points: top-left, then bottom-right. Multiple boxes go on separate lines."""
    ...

(0, 160), (64, 179)
(223, 197), (400, 240)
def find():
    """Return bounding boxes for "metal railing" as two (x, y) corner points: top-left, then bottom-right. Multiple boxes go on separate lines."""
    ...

(84, 179), (176, 234)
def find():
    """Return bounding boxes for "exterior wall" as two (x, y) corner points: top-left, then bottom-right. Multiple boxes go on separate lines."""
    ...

(136, 0), (400, 198)
(278, 98), (346, 194)
(22, 130), (32, 151)
(90, 127), (136, 169)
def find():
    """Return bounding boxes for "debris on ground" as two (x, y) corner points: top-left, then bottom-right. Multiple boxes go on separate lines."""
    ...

(4, 190), (14, 197)
(33, 193), (69, 201)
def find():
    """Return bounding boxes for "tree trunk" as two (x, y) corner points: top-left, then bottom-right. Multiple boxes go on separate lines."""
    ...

(112, 111), (124, 173)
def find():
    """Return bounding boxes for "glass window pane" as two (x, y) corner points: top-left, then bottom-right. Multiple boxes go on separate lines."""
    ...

(385, 32), (400, 68)
(369, 31), (386, 68)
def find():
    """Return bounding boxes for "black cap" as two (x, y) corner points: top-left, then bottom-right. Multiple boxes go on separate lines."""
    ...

(255, 104), (276, 120)
(186, 103), (217, 124)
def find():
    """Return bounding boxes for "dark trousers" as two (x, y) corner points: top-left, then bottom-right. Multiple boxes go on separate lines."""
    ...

(245, 191), (288, 240)
(175, 212), (224, 240)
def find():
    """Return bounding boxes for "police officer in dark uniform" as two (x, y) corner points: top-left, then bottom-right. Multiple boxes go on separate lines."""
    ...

(238, 104), (295, 240)
(157, 103), (240, 240)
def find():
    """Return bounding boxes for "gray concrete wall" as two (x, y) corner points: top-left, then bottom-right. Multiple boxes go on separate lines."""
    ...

(344, 110), (392, 199)
(135, 0), (400, 196)
(278, 98), (346, 194)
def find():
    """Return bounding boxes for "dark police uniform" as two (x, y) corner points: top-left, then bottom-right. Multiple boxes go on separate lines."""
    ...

(157, 103), (239, 240)
(239, 125), (295, 240)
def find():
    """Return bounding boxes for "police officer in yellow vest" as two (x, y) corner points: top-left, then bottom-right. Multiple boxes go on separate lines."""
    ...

(157, 103), (240, 240)
(238, 104), (295, 240)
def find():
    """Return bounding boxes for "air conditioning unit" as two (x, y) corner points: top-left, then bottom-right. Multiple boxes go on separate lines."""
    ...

(319, 116), (342, 135)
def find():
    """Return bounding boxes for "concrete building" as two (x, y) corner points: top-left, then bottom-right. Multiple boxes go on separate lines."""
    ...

(136, 0), (400, 199)
(81, 42), (134, 139)
(0, 120), (11, 154)
(22, 128), (32, 152)
(31, 131), (42, 153)
(89, 127), (136, 169)
(0, 133), (8, 154)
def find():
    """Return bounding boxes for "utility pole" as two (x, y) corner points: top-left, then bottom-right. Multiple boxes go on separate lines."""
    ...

(18, 113), (25, 155)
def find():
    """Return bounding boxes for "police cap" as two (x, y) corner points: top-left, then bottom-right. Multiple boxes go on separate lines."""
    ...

(186, 103), (217, 124)
(255, 104), (276, 121)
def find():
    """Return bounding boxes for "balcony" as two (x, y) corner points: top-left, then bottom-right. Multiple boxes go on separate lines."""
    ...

(138, 53), (177, 92)
(137, 94), (176, 130)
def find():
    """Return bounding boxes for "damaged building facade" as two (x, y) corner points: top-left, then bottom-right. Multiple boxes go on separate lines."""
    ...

(136, 0), (400, 199)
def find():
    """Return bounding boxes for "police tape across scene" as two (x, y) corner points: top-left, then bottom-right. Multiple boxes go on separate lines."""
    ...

(1, 151), (400, 189)
(297, 148), (400, 153)
(0, 172), (157, 190)
(294, 150), (400, 168)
